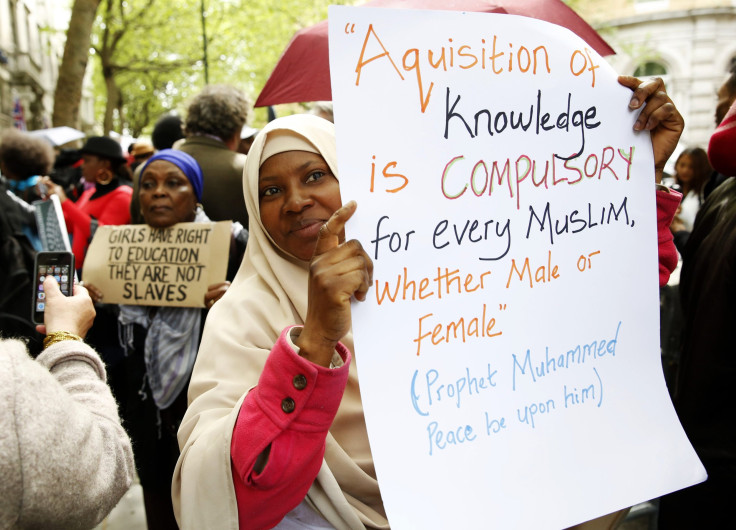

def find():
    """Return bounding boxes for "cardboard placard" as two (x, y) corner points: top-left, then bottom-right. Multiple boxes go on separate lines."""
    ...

(328, 7), (705, 529)
(82, 221), (231, 307)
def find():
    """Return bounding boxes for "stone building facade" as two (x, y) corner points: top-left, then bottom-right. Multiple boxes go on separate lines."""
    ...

(0, 0), (93, 131)
(578, 0), (736, 150)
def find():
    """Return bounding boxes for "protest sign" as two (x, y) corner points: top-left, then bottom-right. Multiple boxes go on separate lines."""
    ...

(328, 6), (705, 529)
(82, 221), (231, 308)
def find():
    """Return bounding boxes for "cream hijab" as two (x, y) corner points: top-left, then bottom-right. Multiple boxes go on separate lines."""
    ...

(173, 114), (389, 530)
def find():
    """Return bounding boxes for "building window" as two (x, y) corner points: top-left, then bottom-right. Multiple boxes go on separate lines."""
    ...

(634, 61), (668, 78)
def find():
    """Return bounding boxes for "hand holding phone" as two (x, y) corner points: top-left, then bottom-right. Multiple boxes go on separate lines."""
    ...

(32, 251), (74, 325)
(34, 275), (96, 338)
(35, 276), (96, 337)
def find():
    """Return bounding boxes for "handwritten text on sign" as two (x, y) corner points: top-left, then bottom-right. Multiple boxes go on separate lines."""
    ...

(329, 7), (704, 530)
(82, 221), (231, 307)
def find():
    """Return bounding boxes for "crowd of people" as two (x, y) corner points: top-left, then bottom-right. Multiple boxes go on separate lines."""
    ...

(1, 84), (253, 529)
(0, 50), (734, 530)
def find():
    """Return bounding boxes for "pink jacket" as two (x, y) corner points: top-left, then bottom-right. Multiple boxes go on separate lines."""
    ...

(656, 187), (681, 286)
(230, 327), (351, 529)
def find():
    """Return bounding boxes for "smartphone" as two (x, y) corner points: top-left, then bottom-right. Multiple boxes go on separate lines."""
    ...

(32, 251), (75, 325)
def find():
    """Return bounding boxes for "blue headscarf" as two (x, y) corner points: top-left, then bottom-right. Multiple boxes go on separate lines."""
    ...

(139, 149), (204, 202)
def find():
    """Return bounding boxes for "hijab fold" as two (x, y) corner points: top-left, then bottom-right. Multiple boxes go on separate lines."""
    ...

(173, 115), (388, 529)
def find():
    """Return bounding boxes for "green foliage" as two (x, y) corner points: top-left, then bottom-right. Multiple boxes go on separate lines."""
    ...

(89, 0), (203, 135)
(89, 0), (355, 136)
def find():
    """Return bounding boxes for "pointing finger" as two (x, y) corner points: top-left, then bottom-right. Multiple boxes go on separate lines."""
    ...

(312, 200), (357, 258)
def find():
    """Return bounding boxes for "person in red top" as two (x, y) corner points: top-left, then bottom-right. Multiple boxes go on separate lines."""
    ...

(708, 99), (736, 177)
(41, 136), (133, 268)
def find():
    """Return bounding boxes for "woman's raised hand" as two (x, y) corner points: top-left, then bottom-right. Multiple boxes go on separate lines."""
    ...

(618, 76), (684, 183)
(296, 201), (373, 367)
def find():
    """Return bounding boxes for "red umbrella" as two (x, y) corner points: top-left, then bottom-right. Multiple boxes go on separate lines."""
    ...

(255, 0), (614, 107)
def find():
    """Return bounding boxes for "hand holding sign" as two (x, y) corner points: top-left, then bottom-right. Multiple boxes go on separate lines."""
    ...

(619, 75), (685, 182)
(205, 281), (231, 308)
(297, 201), (374, 367)
(83, 282), (104, 304)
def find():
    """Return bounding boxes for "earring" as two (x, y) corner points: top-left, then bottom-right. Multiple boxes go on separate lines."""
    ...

(97, 169), (113, 186)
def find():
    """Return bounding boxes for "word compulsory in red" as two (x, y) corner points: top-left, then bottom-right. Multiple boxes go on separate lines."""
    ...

(440, 146), (634, 210)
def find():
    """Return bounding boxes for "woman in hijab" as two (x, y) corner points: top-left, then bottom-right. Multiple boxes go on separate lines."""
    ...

(174, 76), (685, 529)
(174, 114), (382, 530)
(88, 149), (244, 529)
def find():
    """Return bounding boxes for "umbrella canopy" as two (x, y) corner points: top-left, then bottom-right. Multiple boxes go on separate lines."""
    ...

(255, 0), (614, 107)
(28, 126), (85, 147)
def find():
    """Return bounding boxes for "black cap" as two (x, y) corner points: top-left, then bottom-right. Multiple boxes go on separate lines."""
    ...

(78, 136), (126, 164)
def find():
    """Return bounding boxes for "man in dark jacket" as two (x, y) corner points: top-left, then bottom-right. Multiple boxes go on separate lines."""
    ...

(178, 85), (250, 227)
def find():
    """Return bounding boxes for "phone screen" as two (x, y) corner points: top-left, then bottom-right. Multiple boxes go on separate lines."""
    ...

(32, 251), (75, 324)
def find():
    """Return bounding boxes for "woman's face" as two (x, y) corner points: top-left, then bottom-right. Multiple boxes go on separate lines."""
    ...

(675, 155), (694, 184)
(139, 160), (197, 228)
(259, 150), (342, 261)
(81, 154), (109, 183)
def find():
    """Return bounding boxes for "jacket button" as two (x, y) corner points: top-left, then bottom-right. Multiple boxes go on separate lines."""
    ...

(281, 397), (295, 414)
(292, 374), (307, 390)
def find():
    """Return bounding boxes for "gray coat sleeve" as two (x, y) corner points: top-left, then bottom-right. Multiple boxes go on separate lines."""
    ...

(0, 338), (135, 530)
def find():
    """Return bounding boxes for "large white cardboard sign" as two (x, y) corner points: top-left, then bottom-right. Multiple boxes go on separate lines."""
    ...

(328, 6), (705, 529)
